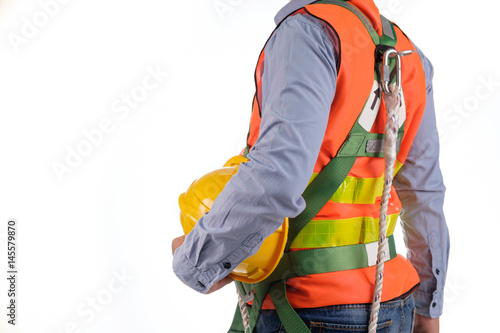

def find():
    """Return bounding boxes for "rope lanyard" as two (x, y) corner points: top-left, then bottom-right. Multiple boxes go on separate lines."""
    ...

(368, 49), (414, 333)
(236, 284), (251, 333)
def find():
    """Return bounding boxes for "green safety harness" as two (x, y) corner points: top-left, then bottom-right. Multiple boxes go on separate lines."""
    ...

(230, 1), (410, 332)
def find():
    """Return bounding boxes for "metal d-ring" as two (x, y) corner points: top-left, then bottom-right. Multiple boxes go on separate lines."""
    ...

(381, 49), (415, 95)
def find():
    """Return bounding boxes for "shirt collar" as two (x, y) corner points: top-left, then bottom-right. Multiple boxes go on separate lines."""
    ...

(274, 0), (318, 24)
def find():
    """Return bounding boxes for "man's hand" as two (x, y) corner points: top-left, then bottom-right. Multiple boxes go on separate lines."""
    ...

(171, 235), (234, 293)
(171, 235), (186, 255)
(413, 314), (439, 333)
(205, 275), (234, 294)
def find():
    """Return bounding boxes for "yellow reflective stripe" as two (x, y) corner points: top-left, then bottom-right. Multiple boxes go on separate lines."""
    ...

(308, 161), (403, 204)
(290, 213), (399, 249)
(331, 176), (384, 204)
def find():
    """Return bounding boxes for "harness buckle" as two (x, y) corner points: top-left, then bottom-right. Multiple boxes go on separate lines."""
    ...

(381, 48), (414, 96)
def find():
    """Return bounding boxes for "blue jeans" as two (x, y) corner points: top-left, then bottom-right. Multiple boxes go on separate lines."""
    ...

(255, 294), (415, 333)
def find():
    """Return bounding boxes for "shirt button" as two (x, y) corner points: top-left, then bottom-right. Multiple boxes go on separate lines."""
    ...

(432, 302), (437, 308)
(223, 262), (232, 269)
(436, 269), (440, 275)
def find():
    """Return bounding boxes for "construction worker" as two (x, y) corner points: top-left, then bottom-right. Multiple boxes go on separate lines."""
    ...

(172, 0), (449, 332)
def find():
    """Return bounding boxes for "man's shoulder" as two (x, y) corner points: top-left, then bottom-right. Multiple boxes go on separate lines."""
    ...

(279, 11), (329, 31)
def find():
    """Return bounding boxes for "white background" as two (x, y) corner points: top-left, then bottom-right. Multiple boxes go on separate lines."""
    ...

(0, 0), (499, 332)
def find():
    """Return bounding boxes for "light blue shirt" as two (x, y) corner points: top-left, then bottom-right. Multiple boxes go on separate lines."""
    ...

(173, 0), (449, 319)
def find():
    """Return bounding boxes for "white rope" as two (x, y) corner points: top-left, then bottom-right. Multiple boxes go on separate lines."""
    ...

(368, 83), (400, 333)
(236, 284), (251, 333)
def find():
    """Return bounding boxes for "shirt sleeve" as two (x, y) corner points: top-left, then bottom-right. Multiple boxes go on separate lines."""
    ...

(393, 45), (450, 318)
(172, 13), (337, 293)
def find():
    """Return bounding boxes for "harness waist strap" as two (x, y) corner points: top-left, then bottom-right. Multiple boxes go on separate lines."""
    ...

(265, 235), (397, 283)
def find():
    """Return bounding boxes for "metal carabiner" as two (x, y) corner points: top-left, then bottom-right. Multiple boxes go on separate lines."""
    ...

(381, 49), (415, 95)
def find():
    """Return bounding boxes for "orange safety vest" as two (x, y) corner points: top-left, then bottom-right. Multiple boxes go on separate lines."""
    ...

(243, 0), (425, 309)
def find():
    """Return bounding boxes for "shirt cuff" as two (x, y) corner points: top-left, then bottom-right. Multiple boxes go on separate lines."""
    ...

(172, 232), (264, 293)
(172, 251), (228, 294)
(414, 289), (444, 318)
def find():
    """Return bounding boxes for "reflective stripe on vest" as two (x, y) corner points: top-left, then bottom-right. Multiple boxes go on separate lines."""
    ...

(291, 213), (399, 249)
(306, 160), (403, 205)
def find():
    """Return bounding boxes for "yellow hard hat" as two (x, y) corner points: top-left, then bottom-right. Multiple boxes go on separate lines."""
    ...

(178, 156), (288, 283)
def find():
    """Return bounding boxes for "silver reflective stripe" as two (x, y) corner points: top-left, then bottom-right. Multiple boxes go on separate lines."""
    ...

(365, 240), (390, 266)
(326, 0), (377, 36)
(381, 15), (395, 40)
(358, 80), (382, 131)
(366, 139), (384, 154)
(366, 136), (402, 154)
